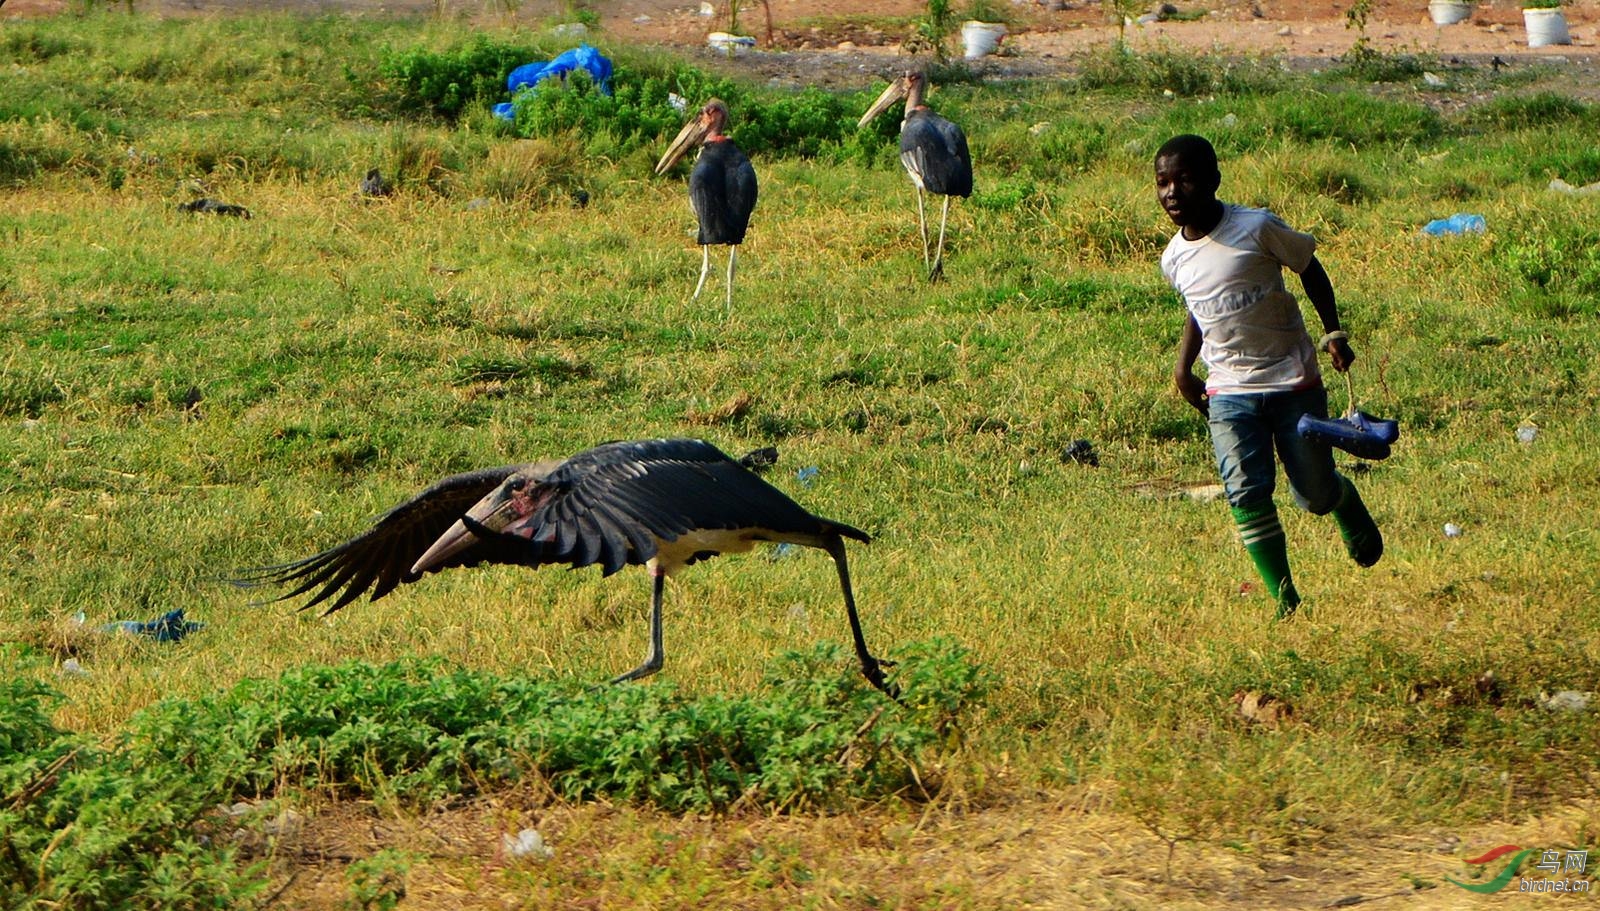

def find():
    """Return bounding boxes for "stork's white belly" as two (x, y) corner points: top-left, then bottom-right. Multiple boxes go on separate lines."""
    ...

(651, 527), (762, 573)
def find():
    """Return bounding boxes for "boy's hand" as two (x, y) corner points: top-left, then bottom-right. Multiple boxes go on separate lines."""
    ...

(1175, 370), (1209, 416)
(1327, 337), (1356, 372)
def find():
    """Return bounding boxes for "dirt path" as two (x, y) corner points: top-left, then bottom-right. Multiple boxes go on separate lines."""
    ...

(253, 792), (1597, 908)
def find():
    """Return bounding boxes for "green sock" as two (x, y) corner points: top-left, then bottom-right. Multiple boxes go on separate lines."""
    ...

(1331, 476), (1383, 567)
(1231, 501), (1300, 619)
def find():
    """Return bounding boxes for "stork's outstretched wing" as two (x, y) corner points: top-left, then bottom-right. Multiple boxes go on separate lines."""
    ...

(231, 465), (533, 614)
(503, 439), (867, 575)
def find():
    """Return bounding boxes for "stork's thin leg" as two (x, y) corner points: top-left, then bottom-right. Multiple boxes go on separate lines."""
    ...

(928, 196), (951, 284)
(825, 536), (899, 699)
(611, 570), (666, 684)
(725, 245), (737, 315)
(692, 245), (712, 301)
(914, 187), (930, 269)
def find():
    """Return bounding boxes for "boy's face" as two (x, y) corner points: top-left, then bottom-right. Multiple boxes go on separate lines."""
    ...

(1154, 152), (1220, 229)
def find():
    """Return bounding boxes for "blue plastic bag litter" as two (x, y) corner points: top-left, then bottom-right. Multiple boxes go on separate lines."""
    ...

(1420, 213), (1485, 236)
(102, 607), (206, 643)
(492, 44), (613, 120)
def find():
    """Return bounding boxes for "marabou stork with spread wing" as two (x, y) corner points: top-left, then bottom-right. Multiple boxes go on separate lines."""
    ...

(233, 439), (895, 696)
(858, 70), (973, 283)
(654, 99), (758, 313)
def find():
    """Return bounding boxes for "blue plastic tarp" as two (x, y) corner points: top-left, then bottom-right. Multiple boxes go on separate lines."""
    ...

(493, 44), (613, 120)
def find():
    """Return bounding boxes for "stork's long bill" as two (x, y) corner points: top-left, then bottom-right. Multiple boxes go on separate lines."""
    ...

(857, 73), (924, 129)
(654, 99), (730, 175)
(857, 78), (906, 129)
(410, 473), (544, 574)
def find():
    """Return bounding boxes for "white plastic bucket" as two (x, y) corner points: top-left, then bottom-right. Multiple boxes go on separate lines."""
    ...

(961, 21), (1007, 59)
(1428, 0), (1472, 25)
(1523, 7), (1570, 46)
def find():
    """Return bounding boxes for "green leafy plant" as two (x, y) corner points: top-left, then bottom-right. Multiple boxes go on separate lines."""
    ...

(0, 644), (987, 906)
(1521, 0), (1560, 9)
(345, 850), (414, 911)
(965, 0), (1005, 23)
(381, 36), (547, 119)
(911, 0), (957, 60)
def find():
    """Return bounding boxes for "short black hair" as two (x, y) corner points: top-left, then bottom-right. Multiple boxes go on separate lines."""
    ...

(1155, 134), (1219, 177)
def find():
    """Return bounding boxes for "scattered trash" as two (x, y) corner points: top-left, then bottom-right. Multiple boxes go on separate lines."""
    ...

(1420, 213), (1485, 236)
(698, 1), (715, 15)
(1061, 439), (1100, 467)
(795, 465), (819, 488)
(551, 22), (587, 39)
(358, 167), (392, 198)
(1443, 522), (1463, 538)
(1028, 121), (1051, 136)
(177, 198), (251, 218)
(1184, 483), (1227, 502)
(771, 543), (798, 561)
(503, 828), (554, 861)
(1515, 422), (1538, 445)
(1549, 177), (1600, 195)
(787, 603), (807, 621)
(1221, 112), (1238, 127)
(737, 445), (778, 473)
(668, 92), (689, 114)
(1232, 690), (1292, 728)
(60, 658), (89, 678)
(1422, 71), (1446, 86)
(707, 32), (757, 53)
(102, 607), (205, 643)
(1539, 690), (1592, 713)
(71, 610), (87, 627)
(492, 45), (614, 120)
(465, 197), (491, 211)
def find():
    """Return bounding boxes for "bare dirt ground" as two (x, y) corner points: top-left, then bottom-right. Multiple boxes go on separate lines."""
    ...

(4, 0), (1596, 906)
(249, 790), (1597, 908)
(6, 0), (1599, 92)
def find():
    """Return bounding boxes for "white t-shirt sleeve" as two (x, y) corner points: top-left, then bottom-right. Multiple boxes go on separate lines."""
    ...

(1257, 211), (1317, 274)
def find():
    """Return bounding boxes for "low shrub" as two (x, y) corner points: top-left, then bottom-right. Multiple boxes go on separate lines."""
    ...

(1, 642), (987, 907)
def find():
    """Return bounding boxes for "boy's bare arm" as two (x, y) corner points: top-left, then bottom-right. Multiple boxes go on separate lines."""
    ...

(1300, 255), (1355, 371)
(1174, 312), (1208, 415)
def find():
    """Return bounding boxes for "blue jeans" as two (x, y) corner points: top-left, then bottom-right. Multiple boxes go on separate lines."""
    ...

(1208, 387), (1342, 514)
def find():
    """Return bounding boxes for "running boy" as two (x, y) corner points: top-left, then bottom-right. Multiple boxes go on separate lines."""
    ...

(1155, 134), (1381, 618)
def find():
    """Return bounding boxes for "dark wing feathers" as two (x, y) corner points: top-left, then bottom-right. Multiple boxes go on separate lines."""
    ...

(900, 110), (972, 199)
(238, 439), (869, 614)
(689, 141), (758, 246)
(231, 465), (525, 614)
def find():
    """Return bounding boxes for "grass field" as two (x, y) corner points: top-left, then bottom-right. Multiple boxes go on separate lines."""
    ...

(3, 9), (1599, 909)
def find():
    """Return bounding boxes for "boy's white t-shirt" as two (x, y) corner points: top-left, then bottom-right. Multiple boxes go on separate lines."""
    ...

(1161, 204), (1321, 394)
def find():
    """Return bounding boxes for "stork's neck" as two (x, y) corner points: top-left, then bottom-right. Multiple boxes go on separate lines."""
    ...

(905, 82), (926, 111)
(705, 131), (729, 143)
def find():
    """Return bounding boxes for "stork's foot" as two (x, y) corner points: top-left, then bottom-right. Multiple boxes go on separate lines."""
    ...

(861, 655), (901, 700)
(609, 655), (664, 686)
(926, 260), (944, 284)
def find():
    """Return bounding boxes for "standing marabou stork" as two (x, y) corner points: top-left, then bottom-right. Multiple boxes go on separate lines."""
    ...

(232, 438), (896, 696)
(654, 99), (758, 313)
(858, 70), (973, 282)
